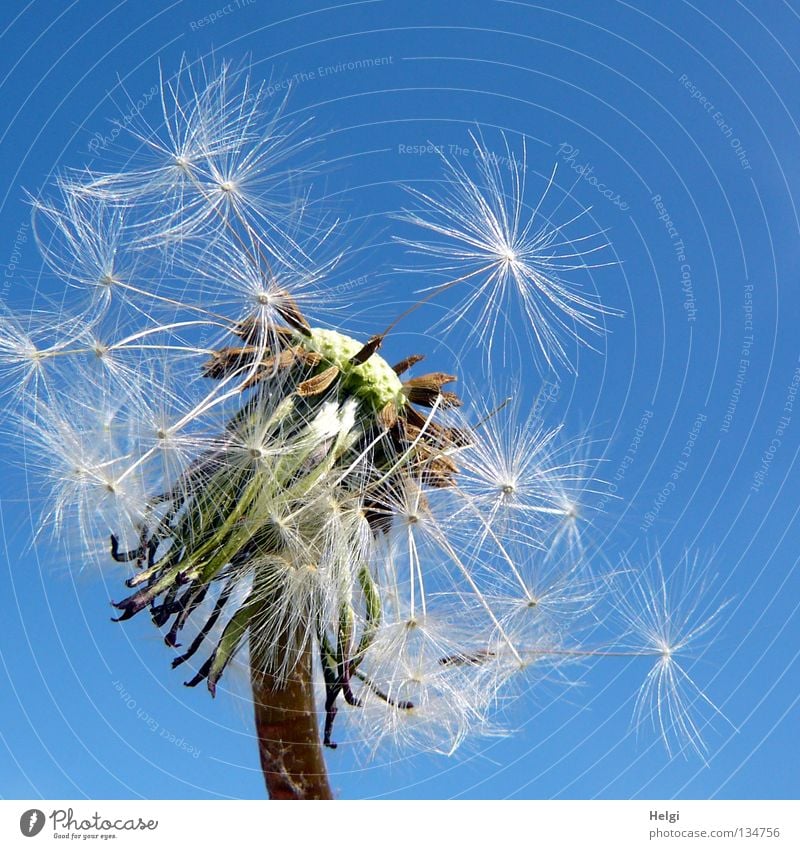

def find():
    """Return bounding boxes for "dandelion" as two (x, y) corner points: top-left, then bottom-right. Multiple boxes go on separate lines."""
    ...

(398, 130), (619, 372)
(1, 59), (725, 799)
(451, 393), (597, 557)
(611, 552), (730, 758)
(77, 57), (316, 256)
(0, 306), (46, 411)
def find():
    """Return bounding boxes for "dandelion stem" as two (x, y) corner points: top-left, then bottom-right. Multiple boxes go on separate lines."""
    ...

(379, 262), (495, 338)
(250, 630), (332, 800)
(523, 647), (669, 659)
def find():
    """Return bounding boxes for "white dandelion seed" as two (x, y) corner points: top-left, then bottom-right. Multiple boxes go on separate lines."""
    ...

(612, 552), (730, 758)
(25, 390), (150, 557)
(77, 57), (318, 261)
(0, 307), (49, 411)
(448, 392), (598, 563)
(398, 131), (619, 372)
(30, 186), (134, 312)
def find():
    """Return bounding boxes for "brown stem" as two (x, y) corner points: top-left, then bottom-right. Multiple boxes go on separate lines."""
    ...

(250, 632), (333, 800)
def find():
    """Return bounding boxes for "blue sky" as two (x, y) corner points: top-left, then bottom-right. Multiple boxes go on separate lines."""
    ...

(1, 0), (799, 800)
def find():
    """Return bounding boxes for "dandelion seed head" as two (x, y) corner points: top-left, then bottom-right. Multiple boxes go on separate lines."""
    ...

(0, 59), (721, 772)
(500, 246), (519, 267)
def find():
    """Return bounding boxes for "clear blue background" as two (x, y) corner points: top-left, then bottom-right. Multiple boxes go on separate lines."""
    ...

(1, 0), (798, 800)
